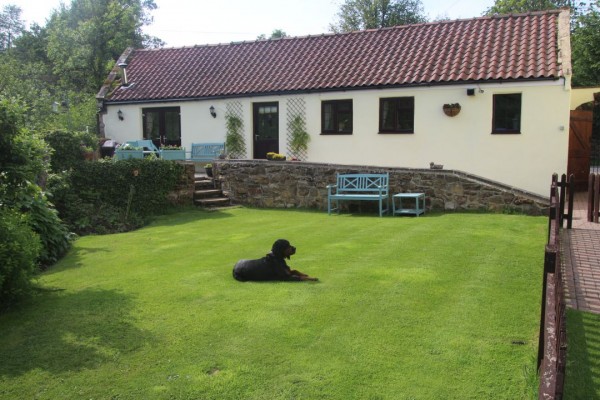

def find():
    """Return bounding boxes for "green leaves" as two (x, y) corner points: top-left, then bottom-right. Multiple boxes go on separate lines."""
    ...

(330, 0), (427, 33)
(49, 158), (186, 235)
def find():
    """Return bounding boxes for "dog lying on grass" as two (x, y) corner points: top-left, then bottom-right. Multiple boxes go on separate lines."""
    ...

(232, 239), (318, 282)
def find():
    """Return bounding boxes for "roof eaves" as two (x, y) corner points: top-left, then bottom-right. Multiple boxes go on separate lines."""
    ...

(104, 76), (562, 105)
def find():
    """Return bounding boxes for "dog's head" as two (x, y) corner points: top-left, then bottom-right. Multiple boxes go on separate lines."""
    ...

(271, 239), (296, 260)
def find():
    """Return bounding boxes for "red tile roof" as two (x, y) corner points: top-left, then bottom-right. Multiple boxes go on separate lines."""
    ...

(103, 10), (565, 103)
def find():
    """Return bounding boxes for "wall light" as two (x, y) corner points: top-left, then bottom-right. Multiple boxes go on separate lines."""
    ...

(118, 109), (124, 121)
(209, 106), (217, 118)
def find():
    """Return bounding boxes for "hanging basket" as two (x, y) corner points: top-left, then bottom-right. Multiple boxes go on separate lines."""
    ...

(443, 103), (461, 117)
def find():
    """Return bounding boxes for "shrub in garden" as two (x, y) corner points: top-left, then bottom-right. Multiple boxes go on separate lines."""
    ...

(0, 208), (42, 309)
(0, 98), (72, 269)
(47, 158), (185, 235)
(43, 129), (98, 172)
(17, 183), (73, 267)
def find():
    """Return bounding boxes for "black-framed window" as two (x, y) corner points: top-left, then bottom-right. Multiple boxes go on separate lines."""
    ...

(492, 93), (521, 134)
(142, 106), (181, 146)
(379, 97), (414, 133)
(322, 100), (353, 134)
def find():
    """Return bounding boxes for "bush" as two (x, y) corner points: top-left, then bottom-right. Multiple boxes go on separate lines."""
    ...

(0, 207), (42, 309)
(43, 129), (98, 172)
(47, 172), (144, 235)
(16, 183), (73, 268)
(47, 158), (185, 235)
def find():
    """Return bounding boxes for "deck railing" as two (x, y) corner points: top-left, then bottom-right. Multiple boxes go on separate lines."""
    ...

(537, 174), (572, 399)
(588, 173), (600, 223)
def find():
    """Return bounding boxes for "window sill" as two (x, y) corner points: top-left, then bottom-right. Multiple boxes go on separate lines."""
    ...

(378, 131), (414, 135)
(320, 132), (353, 135)
(491, 130), (521, 135)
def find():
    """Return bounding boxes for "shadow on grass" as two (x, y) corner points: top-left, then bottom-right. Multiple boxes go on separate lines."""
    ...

(564, 309), (600, 398)
(145, 206), (237, 228)
(0, 288), (154, 377)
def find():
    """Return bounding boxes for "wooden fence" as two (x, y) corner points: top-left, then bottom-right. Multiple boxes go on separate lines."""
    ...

(589, 173), (600, 223)
(537, 174), (572, 399)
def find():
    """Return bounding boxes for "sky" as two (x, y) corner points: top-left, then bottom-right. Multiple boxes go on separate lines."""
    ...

(6, 0), (496, 47)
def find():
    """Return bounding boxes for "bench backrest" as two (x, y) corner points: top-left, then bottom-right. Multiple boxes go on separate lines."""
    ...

(337, 173), (389, 193)
(126, 140), (159, 153)
(191, 142), (225, 160)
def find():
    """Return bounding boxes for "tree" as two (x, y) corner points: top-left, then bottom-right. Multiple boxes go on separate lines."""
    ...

(45, 0), (162, 93)
(330, 0), (426, 33)
(257, 29), (288, 40)
(485, 0), (592, 18)
(571, 3), (600, 86)
(0, 4), (24, 51)
(0, 98), (71, 273)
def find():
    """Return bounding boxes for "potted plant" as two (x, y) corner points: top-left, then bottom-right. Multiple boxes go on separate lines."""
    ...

(266, 152), (286, 161)
(115, 143), (144, 160)
(81, 145), (95, 161)
(443, 103), (461, 117)
(225, 114), (245, 158)
(204, 163), (213, 177)
(288, 115), (310, 160)
(160, 145), (186, 160)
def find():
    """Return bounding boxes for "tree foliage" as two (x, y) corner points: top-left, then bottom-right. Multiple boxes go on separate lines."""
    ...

(330, 0), (426, 33)
(486, 0), (574, 14)
(0, 0), (163, 133)
(45, 0), (162, 93)
(571, 3), (600, 86)
(0, 4), (24, 51)
(257, 29), (288, 40)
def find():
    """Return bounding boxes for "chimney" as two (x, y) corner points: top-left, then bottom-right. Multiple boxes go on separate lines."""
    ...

(118, 62), (129, 86)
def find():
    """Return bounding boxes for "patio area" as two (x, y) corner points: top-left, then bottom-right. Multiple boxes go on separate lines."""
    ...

(561, 191), (600, 313)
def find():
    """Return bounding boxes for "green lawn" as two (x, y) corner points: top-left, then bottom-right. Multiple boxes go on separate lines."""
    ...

(564, 309), (600, 399)
(0, 208), (547, 399)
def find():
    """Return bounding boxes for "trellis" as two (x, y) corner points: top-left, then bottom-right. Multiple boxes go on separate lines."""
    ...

(225, 101), (246, 158)
(286, 98), (307, 160)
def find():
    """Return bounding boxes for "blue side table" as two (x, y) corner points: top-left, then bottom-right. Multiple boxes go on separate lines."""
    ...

(392, 193), (425, 216)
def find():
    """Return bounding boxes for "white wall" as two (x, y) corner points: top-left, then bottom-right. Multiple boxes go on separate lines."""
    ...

(102, 80), (570, 196)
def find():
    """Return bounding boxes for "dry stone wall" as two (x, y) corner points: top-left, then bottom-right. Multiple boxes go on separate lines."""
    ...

(212, 160), (549, 216)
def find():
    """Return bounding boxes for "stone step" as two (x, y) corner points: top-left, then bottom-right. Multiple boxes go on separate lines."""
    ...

(195, 181), (215, 190)
(194, 189), (222, 198)
(194, 197), (231, 207)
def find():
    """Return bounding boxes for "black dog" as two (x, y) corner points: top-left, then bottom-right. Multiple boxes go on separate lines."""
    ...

(232, 239), (318, 282)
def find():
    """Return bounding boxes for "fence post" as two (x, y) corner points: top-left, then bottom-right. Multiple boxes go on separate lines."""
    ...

(592, 174), (600, 222)
(559, 174), (566, 227)
(589, 174), (595, 223)
(567, 174), (574, 229)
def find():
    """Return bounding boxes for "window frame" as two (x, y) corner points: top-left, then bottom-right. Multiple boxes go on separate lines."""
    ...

(492, 93), (522, 134)
(142, 106), (182, 146)
(378, 96), (415, 134)
(321, 99), (353, 135)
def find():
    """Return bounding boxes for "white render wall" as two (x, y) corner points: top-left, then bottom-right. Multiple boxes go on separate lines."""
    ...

(102, 80), (570, 196)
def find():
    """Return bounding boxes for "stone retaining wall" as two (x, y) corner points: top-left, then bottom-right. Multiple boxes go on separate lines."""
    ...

(212, 160), (549, 216)
(167, 162), (195, 205)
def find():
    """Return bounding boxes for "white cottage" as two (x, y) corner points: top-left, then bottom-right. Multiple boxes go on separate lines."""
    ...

(97, 9), (572, 196)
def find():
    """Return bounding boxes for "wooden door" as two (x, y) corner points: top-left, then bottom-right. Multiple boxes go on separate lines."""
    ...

(253, 102), (279, 159)
(568, 110), (593, 190)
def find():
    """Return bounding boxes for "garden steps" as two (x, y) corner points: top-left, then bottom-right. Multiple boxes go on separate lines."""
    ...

(193, 174), (230, 208)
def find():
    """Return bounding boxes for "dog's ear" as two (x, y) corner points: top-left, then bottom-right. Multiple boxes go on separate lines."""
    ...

(272, 239), (290, 259)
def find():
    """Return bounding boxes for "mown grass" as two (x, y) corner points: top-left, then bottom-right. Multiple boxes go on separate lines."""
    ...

(564, 309), (600, 399)
(0, 208), (547, 399)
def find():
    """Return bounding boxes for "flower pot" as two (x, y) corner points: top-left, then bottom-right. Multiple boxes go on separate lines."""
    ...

(160, 149), (186, 160)
(443, 104), (461, 117)
(115, 149), (144, 160)
(205, 167), (213, 177)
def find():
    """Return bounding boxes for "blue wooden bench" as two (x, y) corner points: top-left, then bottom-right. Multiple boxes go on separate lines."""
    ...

(327, 173), (390, 217)
(190, 143), (225, 162)
(126, 140), (160, 156)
